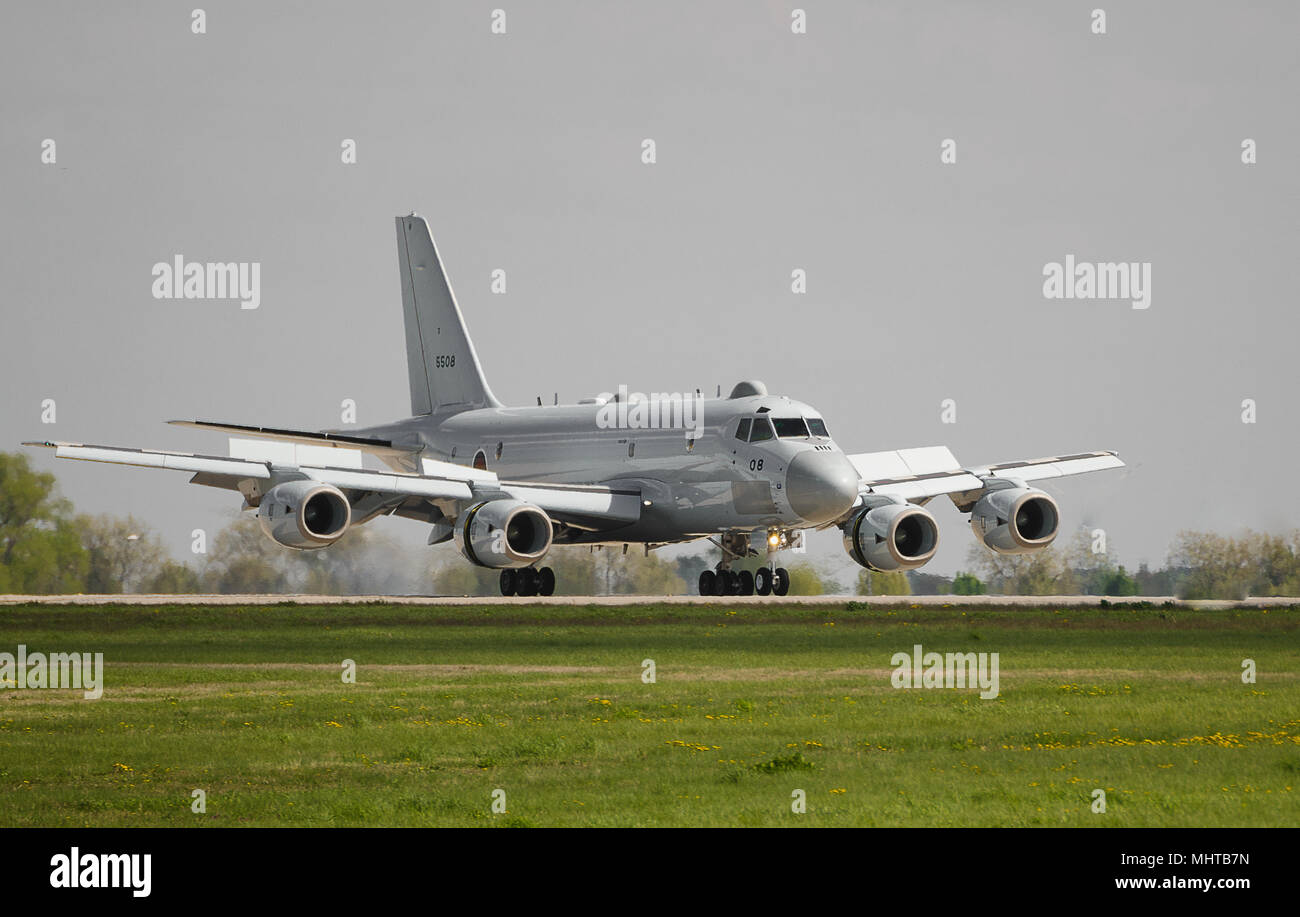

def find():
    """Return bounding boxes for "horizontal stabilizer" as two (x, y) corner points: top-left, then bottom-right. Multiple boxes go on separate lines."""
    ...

(168, 420), (415, 458)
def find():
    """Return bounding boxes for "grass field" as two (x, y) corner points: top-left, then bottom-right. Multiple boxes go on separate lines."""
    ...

(0, 601), (1296, 827)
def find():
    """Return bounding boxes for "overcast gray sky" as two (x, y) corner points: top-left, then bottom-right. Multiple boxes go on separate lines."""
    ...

(2, 1), (1296, 580)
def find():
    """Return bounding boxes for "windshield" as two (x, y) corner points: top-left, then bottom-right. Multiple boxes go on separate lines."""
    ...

(806, 417), (829, 437)
(773, 418), (809, 438)
(749, 418), (774, 442)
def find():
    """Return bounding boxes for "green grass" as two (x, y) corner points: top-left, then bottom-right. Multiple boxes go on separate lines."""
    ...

(0, 602), (1296, 826)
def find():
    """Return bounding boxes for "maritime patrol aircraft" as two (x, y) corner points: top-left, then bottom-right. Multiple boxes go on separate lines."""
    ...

(27, 215), (1124, 597)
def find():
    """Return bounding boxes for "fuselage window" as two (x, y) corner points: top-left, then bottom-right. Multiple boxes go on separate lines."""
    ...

(749, 418), (774, 442)
(473, 450), (487, 470)
(807, 418), (829, 437)
(735, 418), (751, 441)
(773, 418), (809, 438)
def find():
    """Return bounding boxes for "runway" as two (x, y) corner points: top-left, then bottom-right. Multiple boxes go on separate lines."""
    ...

(1, 593), (1294, 608)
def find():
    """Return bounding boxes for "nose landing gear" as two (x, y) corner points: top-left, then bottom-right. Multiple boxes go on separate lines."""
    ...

(696, 530), (792, 597)
(753, 565), (789, 597)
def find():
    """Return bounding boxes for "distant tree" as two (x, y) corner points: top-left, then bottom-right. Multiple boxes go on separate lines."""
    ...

(78, 514), (168, 594)
(144, 561), (204, 594)
(0, 452), (88, 594)
(297, 526), (424, 595)
(965, 543), (1073, 595)
(1170, 531), (1258, 600)
(597, 547), (686, 595)
(431, 555), (499, 596)
(1095, 565), (1140, 596)
(785, 562), (827, 595)
(201, 515), (293, 594)
(908, 571), (954, 595)
(1245, 531), (1300, 596)
(547, 547), (600, 595)
(857, 569), (911, 596)
(950, 571), (986, 595)
(1132, 561), (1172, 596)
(674, 552), (710, 588)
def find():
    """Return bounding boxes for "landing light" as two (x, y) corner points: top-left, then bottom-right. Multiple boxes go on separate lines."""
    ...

(768, 533), (780, 547)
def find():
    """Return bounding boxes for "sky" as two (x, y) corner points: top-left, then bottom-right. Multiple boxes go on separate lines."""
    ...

(1, 1), (1296, 582)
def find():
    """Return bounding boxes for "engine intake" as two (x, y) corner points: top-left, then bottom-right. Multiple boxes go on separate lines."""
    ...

(456, 499), (553, 569)
(257, 480), (351, 550)
(843, 502), (940, 572)
(970, 486), (1059, 554)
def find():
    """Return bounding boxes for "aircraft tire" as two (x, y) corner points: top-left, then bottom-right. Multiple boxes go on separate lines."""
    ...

(499, 569), (517, 597)
(754, 567), (773, 596)
(517, 568), (539, 597)
(773, 567), (790, 596)
(737, 569), (754, 596)
(538, 566), (556, 596)
(699, 570), (716, 596)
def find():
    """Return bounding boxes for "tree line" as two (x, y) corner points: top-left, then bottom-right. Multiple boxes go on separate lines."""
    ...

(2, 452), (1295, 599)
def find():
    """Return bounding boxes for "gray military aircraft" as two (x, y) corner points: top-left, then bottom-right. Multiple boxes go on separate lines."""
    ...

(27, 215), (1124, 597)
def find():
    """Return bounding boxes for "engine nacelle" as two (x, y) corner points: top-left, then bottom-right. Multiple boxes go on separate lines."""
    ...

(970, 486), (1059, 554)
(455, 499), (553, 569)
(842, 501), (940, 572)
(257, 481), (351, 550)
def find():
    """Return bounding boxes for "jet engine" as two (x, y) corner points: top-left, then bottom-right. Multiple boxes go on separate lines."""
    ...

(970, 486), (1059, 554)
(842, 501), (940, 572)
(257, 480), (351, 549)
(455, 499), (553, 569)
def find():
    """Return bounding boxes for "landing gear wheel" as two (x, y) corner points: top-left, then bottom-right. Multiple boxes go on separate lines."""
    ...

(516, 567), (539, 597)
(737, 569), (754, 596)
(727, 571), (741, 596)
(773, 567), (790, 597)
(537, 566), (555, 597)
(699, 570), (716, 596)
(499, 569), (517, 597)
(754, 567), (773, 596)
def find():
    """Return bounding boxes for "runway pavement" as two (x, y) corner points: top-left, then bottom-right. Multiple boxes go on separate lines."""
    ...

(1, 593), (1294, 608)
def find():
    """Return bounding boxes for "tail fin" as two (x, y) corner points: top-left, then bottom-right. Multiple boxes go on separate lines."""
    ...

(396, 214), (502, 414)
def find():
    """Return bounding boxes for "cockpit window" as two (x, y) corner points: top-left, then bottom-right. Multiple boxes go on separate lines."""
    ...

(806, 417), (829, 437)
(735, 418), (751, 441)
(749, 417), (774, 442)
(773, 418), (809, 438)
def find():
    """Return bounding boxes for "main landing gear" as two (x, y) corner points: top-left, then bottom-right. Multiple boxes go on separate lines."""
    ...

(499, 566), (555, 597)
(696, 531), (791, 597)
(698, 566), (789, 596)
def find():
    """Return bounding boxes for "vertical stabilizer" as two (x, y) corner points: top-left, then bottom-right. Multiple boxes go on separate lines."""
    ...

(396, 214), (502, 414)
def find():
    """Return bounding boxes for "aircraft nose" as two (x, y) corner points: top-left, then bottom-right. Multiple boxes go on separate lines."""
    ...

(784, 451), (860, 525)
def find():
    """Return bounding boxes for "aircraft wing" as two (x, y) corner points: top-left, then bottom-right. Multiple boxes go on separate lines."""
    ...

(23, 441), (642, 531)
(846, 446), (1123, 504)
